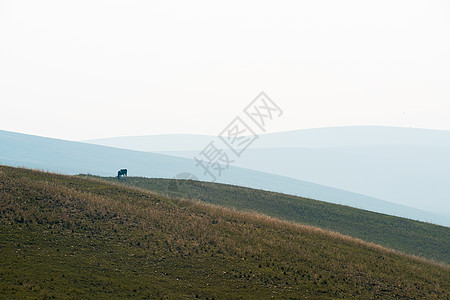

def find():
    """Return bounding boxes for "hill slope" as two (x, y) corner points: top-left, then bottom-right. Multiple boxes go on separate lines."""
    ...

(86, 126), (450, 151)
(1, 129), (448, 226)
(1, 166), (449, 299)
(96, 176), (450, 264)
(86, 126), (450, 218)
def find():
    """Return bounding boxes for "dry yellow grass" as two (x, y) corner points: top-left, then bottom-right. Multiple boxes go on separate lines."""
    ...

(1, 165), (449, 299)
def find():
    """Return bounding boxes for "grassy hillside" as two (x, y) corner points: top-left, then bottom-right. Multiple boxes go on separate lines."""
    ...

(1, 166), (449, 299)
(85, 126), (450, 219)
(98, 176), (450, 265)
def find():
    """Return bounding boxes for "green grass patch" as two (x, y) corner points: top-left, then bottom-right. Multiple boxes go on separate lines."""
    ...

(101, 176), (450, 265)
(0, 166), (449, 299)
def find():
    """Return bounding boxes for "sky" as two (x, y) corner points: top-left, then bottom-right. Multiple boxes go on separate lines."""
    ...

(0, 0), (449, 140)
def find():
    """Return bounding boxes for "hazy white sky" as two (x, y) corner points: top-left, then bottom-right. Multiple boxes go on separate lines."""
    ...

(0, 0), (449, 140)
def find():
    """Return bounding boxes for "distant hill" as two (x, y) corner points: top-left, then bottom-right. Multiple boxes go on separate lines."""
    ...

(1, 129), (448, 226)
(85, 126), (450, 218)
(96, 175), (450, 264)
(86, 133), (215, 152)
(1, 166), (449, 298)
(86, 126), (450, 150)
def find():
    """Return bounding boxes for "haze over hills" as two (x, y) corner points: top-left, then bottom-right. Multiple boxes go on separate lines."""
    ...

(86, 126), (450, 218)
(86, 126), (450, 150)
(1, 129), (449, 226)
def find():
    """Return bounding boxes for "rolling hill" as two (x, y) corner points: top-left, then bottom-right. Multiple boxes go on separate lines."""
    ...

(86, 126), (450, 218)
(86, 126), (450, 151)
(2, 129), (447, 226)
(1, 166), (449, 299)
(95, 175), (450, 264)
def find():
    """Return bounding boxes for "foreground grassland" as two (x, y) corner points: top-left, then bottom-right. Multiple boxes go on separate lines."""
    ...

(102, 176), (450, 265)
(1, 166), (449, 299)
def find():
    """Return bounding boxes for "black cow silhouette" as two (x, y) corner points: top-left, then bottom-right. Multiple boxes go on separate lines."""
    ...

(117, 169), (127, 179)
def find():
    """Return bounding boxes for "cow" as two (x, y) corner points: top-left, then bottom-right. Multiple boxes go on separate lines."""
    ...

(117, 169), (127, 179)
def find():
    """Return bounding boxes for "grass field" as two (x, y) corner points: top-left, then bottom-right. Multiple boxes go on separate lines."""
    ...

(96, 176), (450, 265)
(1, 166), (449, 299)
